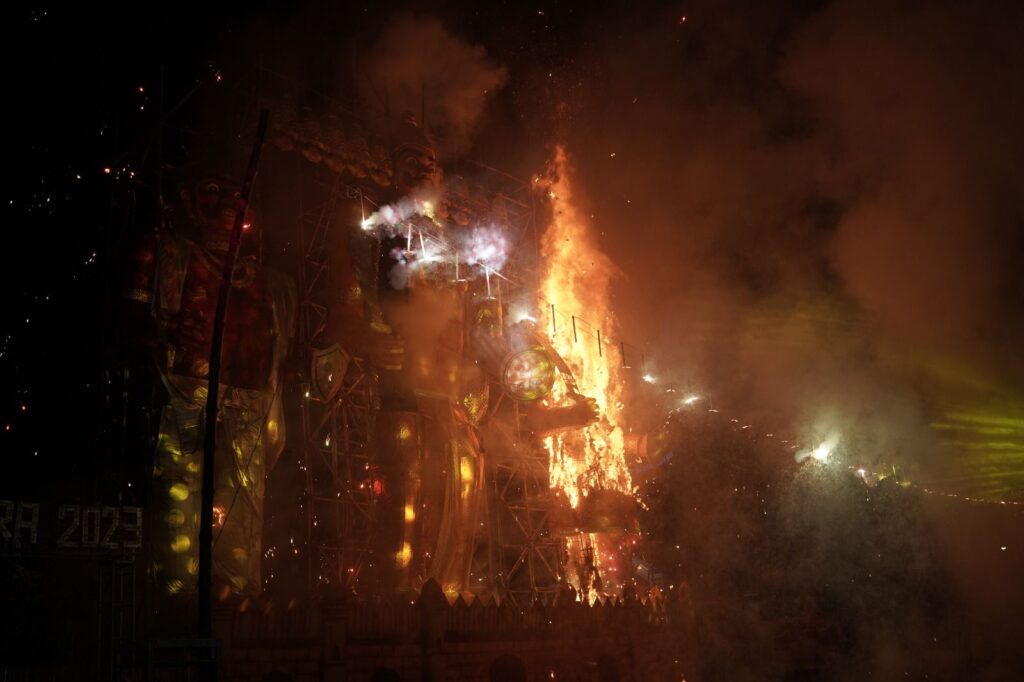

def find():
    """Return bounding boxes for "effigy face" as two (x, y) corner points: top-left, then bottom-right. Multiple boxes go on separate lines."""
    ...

(192, 178), (238, 227)
(392, 143), (440, 196)
(181, 177), (245, 252)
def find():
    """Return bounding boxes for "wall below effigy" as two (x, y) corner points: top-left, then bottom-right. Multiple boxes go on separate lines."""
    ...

(212, 588), (696, 682)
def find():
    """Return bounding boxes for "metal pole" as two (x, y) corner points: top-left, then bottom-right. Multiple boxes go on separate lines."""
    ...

(571, 315), (577, 342)
(597, 328), (603, 357)
(198, 110), (270, 655)
(551, 303), (556, 335)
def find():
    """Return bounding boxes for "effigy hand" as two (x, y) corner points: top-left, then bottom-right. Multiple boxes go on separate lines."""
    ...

(573, 396), (600, 425)
(525, 395), (601, 435)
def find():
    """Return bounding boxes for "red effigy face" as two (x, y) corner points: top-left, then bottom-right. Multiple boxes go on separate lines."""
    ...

(192, 177), (241, 234)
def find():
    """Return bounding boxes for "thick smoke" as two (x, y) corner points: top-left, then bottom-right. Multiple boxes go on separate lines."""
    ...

(510, 1), (1024, 675)
(785, 0), (1024, 359)
(511, 0), (1024, 480)
(360, 14), (508, 155)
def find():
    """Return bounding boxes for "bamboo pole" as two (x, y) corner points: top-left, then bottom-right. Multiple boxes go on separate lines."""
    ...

(199, 110), (269, 663)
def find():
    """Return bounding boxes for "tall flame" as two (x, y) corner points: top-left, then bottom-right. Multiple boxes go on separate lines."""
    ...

(539, 146), (632, 508)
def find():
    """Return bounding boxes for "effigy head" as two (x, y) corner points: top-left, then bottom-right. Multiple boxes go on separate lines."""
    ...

(391, 112), (440, 196)
(179, 174), (246, 252)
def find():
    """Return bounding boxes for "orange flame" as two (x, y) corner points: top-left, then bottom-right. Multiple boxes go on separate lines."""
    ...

(539, 146), (632, 508)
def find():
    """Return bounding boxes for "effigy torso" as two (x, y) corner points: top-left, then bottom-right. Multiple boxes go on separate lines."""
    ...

(156, 239), (277, 389)
(373, 234), (487, 595)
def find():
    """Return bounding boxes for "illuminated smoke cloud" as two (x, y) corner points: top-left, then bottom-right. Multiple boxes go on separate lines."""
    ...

(360, 14), (508, 155)
(460, 225), (509, 273)
(521, 0), (1024, 492)
(361, 197), (510, 285)
(360, 192), (438, 237)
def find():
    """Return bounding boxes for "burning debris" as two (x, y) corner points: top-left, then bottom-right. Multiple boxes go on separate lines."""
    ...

(539, 147), (632, 510)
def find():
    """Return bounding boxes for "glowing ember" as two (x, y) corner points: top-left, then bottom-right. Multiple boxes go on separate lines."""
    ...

(539, 146), (632, 508)
(797, 433), (839, 464)
(811, 442), (832, 462)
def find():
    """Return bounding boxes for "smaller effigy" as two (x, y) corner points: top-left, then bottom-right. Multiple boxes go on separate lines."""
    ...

(125, 167), (295, 602)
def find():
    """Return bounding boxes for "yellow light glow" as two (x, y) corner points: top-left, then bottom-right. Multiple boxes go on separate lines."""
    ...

(459, 456), (475, 482)
(803, 434), (839, 464)
(169, 483), (190, 501)
(170, 534), (191, 553)
(404, 504), (416, 522)
(395, 541), (412, 568)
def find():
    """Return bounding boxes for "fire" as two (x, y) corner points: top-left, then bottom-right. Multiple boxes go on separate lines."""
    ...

(539, 146), (632, 508)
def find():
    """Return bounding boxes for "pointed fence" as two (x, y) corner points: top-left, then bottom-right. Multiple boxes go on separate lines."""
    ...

(211, 581), (695, 681)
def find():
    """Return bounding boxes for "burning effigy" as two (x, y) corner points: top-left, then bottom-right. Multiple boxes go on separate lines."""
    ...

(269, 106), (645, 603)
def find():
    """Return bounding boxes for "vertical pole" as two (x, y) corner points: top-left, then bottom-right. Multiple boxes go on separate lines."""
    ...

(298, 154), (315, 595)
(571, 315), (577, 342)
(198, 110), (269, 659)
(550, 303), (556, 335)
(597, 329), (603, 357)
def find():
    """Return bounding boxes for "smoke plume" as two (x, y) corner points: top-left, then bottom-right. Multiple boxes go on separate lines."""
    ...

(506, 2), (1024, 673)
(360, 14), (508, 155)
(506, 0), (1024, 484)
(785, 0), (1024, 357)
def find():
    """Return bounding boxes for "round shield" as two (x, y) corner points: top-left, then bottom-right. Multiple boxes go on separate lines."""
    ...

(500, 347), (557, 402)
